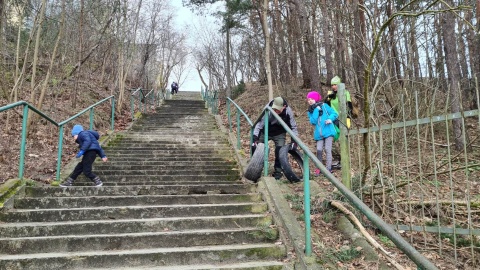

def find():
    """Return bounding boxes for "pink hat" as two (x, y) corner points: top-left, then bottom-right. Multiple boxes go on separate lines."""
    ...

(306, 91), (321, 102)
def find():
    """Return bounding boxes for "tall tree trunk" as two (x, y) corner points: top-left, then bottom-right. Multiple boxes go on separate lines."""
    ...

(29, 0), (47, 100)
(25, 0), (47, 134)
(32, 0), (66, 132)
(73, 0), (84, 109)
(292, 0), (320, 90)
(457, 18), (469, 80)
(321, 0), (333, 83)
(410, 19), (421, 79)
(116, 0), (127, 113)
(386, 1), (402, 86)
(352, 0), (366, 108)
(435, 16), (447, 91)
(475, 0), (480, 79)
(288, 1), (308, 88)
(226, 26), (232, 98)
(441, 3), (467, 151)
(0, 0), (4, 66)
(14, 9), (24, 87)
(286, 7), (298, 82)
(274, 0), (289, 84)
(261, 0), (273, 100)
(424, 19), (434, 79)
(465, 8), (478, 109)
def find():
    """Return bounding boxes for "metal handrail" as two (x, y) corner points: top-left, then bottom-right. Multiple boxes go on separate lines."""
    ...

(0, 96), (115, 181)
(130, 88), (157, 119)
(225, 101), (438, 269)
(202, 88), (218, 115)
(226, 98), (254, 151)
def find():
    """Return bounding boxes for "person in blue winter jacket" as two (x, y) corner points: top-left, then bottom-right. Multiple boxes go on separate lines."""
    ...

(306, 91), (338, 176)
(60, 124), (108, 187)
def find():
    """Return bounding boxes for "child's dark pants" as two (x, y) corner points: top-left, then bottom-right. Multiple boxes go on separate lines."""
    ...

(70, 150), (98, 180)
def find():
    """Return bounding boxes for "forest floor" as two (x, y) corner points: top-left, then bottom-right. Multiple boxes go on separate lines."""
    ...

(217, 81), (464, 269)
(0, 82), (133, 184)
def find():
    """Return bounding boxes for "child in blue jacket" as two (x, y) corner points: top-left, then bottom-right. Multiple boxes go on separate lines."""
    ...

(60, 124), (108, 187)
(307, 91), (338, 176)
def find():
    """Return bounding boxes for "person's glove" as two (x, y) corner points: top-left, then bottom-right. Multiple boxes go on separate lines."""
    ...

(325, 119), (332, 124)
(290, 141), (298, 151)
(252, 135), (259, 146)
(75, 150), (85, 158)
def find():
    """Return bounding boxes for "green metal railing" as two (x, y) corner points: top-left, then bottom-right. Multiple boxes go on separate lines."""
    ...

(347, 87), (480, 268)
(224, 100), (438, 270)
(130, 88), (158, 119)
(226, 98), (254, 152)
(201, 87), (218, 114)
(0, 96), (115, 181)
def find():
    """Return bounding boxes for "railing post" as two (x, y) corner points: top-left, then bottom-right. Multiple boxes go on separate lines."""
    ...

(89, 108), (94, 130)
(227, 99), (232, 132)
(303, 152), (312, 256)
(263, 111), (269, 177)
(250, 129), (254, 158)
(337, 83), (351, 189)
(236, 109), (241, 149)
(111, 97), (115, 131)
(130, 94), (134, 120)
(56, 125), (65, 181)
(18, 105), (29, 180)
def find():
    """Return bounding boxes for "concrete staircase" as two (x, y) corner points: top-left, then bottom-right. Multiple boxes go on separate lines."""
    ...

(0, 92), (287, 269)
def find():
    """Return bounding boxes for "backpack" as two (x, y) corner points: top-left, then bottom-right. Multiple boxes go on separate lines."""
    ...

(323, 104), (340, 141)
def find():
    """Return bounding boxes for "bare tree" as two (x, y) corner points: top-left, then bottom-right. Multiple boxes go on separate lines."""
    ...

(441, 0), (467, 151)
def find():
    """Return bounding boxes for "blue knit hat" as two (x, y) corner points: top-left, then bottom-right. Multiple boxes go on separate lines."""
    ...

(71, 125), (84, 136)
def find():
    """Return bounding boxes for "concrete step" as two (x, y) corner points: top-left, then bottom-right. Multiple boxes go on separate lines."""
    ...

(14, 193), (262, 208)
(94, 169), (239, 176)
(0, 96), (287, 269)
(110, 140), (229, 145)
(72, 180), (242, 186)
(94, 160), (237, 170)
(88, 175), (240, 182)
(104, 150), (234, 156)
(0, 244), (286, 270)
(1, 228), (278, 255)
(90, 261), (284, 269)
(120, 132), (224, 136)
(94, 157), (234, 162)
(23, 184), (254, 197)
(0, 215), (273, 237)
(107, 142), (230, 147)
(104, 145), (232, 151)
(0, 203), (268, 222)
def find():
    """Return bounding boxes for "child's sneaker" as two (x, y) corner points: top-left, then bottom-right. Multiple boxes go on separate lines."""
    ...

(59, 177), (75, 187)
(93, 177), (103, 187)
(314, 169), (321, 177)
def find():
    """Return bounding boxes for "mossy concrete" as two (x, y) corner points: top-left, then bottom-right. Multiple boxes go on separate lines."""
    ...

(0, 179), (23, 209)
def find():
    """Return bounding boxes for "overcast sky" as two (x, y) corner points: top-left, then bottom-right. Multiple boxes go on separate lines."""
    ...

(169, 0), (222, 92)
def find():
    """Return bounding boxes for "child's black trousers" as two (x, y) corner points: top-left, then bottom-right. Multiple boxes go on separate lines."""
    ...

(70, 150), (98, 181)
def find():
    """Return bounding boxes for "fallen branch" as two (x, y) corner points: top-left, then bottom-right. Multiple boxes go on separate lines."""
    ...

(330, 200), (406, 270)
(395, 199), (480, 208)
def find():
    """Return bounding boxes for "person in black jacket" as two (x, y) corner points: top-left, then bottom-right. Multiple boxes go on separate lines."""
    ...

(252, 97), (298, 180)
(171, 82), (179, 95)
(60, 124), (108, 187)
